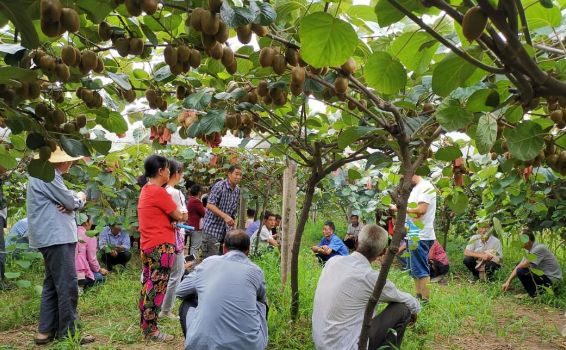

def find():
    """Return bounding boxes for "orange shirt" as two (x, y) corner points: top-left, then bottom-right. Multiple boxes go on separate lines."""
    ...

(138, 184), (177, 250)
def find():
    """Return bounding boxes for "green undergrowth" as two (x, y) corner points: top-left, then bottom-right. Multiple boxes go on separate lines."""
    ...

(1, 221), (566, 349)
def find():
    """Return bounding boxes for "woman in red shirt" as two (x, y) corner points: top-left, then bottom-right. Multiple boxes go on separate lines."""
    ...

(186, 183), (205, 257)
(137, 155), (184, 342)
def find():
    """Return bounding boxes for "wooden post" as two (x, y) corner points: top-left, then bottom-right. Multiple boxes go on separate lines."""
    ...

(281, 160), (297, 286)
(237, 191), (247, 229)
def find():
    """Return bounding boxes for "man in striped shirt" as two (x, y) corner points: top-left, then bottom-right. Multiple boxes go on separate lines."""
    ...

(200, 165), (242, 259)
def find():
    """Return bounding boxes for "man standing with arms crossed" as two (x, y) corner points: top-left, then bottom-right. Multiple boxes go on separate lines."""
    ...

(200, 165), (242, 258)
(391, 175), (437, 303)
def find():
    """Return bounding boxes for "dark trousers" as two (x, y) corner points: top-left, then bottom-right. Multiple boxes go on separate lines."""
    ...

(0, 217), (5, 280)
(429, 260), (449, 278)
(517, 268), (553, 297)
(463, 255), (500, 278)
(38, 243), (79, 338)
(316, 253), (331, 266)
(102, 251), (132, 270)
(368, 303), (412, 350)
(179, 295), (198, 338)
(344, 237), (356, 250)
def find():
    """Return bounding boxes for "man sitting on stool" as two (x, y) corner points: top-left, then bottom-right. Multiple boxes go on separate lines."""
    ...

(98, 223), (132, 271)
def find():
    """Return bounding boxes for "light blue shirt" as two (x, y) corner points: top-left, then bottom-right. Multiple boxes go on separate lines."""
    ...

(7, 218), (28, 245)
(26, 169), (84, 249)
(98, 226), (131, 251)
(176, 250), (268, 350)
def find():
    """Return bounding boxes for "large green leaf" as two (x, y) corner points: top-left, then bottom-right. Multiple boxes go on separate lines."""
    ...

(299, 12), (358, 68)
(107, 72), (132, 91)
(220, 3), (256, 27)
(196, 109), (226, 135)
(365, 152), (392, 169)
(184, 90), (213, 110)
(374, 0), (424, 27)
(96, 112), (128, 134)
(364, 51), (406, 94)
(76, 0), (116, 24)
(466, 89), (499, 112)
(0, 1), (40, 49)
(447, 191), (469, 214)
(0, 66), (39, 84)
(524, 0), (562, 29)
(28, 159), (55, 182)
(0, 149), (17, 170)
(432, 52), (478, 97)
(87, 140), (112, 155)
(337, 126), (376, 149)
(435, 98), (474, 131)
(389, 32), (438, 75)
(60, 135), (91, 157)
(434, 146), (462, 161)
(503, 121), (545, 161)
(249, 1), (277, 25)
(475, 113), (497, 154)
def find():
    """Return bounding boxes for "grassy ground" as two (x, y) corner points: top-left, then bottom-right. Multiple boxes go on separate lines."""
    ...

(1, 221), (566, 349)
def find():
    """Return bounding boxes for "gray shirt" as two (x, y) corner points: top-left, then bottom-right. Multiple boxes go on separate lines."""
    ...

(524, 242), (562, 281)
(346, 223), (363, 237)
(465, 234), (503, 260)
(26, 170), (84, 249)
(176, 250), (268, 350)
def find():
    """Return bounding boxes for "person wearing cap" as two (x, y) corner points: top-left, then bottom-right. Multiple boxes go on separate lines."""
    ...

(463, 221), (503, 282)
(26, 146), (93, 345)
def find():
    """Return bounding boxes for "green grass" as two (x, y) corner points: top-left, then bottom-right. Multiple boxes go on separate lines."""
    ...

(1, 222), (565, 349)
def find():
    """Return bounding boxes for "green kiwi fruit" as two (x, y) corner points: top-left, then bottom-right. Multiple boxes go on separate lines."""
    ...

(221, 46), (234, 67)
(259, 47), (275, 68)
(177, 45), (191, 63)
(201, 10), (220, 35)
(164, 45), (178, 66)
(129, 38), (144, 55)
(61, 45), (77, 66)
(236, 24), (252, 44)
(214, 21), (229, 43)
(60, 8), (80, 33)
(272, 54), (286, 75)
(189, 49), (201, 68)
(285, 48), (299, 66)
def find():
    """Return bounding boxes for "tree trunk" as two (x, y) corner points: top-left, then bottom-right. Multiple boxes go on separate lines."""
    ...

(441, 204), (451, 250)
(281, 161), (297, 286)
(358, 168), (415, 350)
(237, 194), (247, 229)
(290, 174), (318, 320)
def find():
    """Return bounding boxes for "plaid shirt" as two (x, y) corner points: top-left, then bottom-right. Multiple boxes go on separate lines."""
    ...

(202, 179), (240, 239)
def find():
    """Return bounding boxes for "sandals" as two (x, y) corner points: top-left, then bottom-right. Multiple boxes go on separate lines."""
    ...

(80, 334), (96, 345)
(33, 333), (55, 345)
(147, 332), (174, 342)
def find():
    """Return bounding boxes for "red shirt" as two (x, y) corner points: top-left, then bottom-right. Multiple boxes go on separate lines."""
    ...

(138, 184), (177, 250)
(187, 195), (205, 230)
(428, 240), (449, 266)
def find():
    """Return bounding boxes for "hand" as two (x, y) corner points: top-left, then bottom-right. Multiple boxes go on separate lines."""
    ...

(110, 250), (118, 257)
(408, 313), (417, 326)
(77, 191), (86, 202)
(502, 281), (510, 292)
(310, 246), (320, 253)
(99, 268), (108, 275)
(223, 215), (235, 227)
(389, 204), (398, 212)
(56, 204), (72, 213)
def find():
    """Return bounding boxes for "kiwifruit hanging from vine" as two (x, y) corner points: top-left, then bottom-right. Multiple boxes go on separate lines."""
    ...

(214, 21), (229, 43)
(247, 91), (258, 104)
(290, 82), (303, 96)
(177, 45), (191, 63)
(125, 0), (143, 16)
(201, 11), (220, 35)
(225, 60), (237, 74)
(272, 54), (287, 75)
(201, 34), (217, 49)
(176, 85), (187, 100)
(129, 38), (144, 55)
(291, 66), (305, 85)
(341, 58), (356, 75)
(236, 24), (252, 44)
(190, 8), (205, 31)
(285, 47), (299, 66)
(141, 0), (158, 15)
(145, 89), (158, 107)
(115, 38), (130, 57)
(61, 45), (77, 66)
(550, 109), (563, 124)
(98, 21), (112, 41)
(462, 6), (487, 42)
(159, 99), (168, 111)
(39, 54), (57, 71)
(60, 8), (80, 33)
(423, 102), (435, 113)
(334, 77), (348, 95)
(347, 99), (357, 111)
(94, 57), (105, 73)
(52, 108), (66, 124)
(221, 46), (234, 67)
(81, 50), (98, 71)
(225, 113), (238, 129)
(209, 0), (222, 13)
(259, 47), (275, 68)
(358, 99), (367, 111)
(164, 45), (178, 66)
(41, 20), (63, 38)
(257, 81), (268, 97)
(41, 0), (63, 23)
(209, 42), (224, 60)
(122, 89), (136, 102)
(76, 114), (87, 128)
(170, 63), (184, 75)
(189, 49), (201, 68)
(55, 63), (70, 82)
(251, 23), (268, 37)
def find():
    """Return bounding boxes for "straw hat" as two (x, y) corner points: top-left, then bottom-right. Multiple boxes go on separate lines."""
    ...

(34, 146), (83, 163)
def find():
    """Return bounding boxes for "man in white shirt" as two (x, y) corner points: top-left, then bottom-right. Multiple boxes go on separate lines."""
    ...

(391, 175), (436, 303)
(312, 224), (420, 350)
(464, 222), (503, 282)
(343, 214), (363, 250)
(250, 212), (279, 252)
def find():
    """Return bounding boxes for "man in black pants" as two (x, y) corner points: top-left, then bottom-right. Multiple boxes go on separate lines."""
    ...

(502, 230), (563, 297)
(463, 224), (503, 282)
(98, 224), (132, 271)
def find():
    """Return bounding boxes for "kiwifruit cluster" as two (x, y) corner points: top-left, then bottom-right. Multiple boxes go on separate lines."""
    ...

(177, 110), (198, 128)
(0, 82), (41, 105)
(40, 0), (80, 37)
(35, 102), (82, 135)
(224, 112), (253, 138)
(259, 47), (287, 75)
(124, 0), (159, 16)
(76, 87), (104, 108)
(257, 84), (287, 106)
(118, 88), (137, 103)
(35, 48), (104, 81)
(237, 89), (258, 104)
(462, 6), (488, 42)
(547, 96), (566, 129)
(145, 89), (168, 111)
(27, 133), (58, 161)
(163, 45), (201, 75)
(176, 85), (192, 100)
(347, 98), (367, 111)
(290, 66), (305, 96)
(114, 37), (145, 57)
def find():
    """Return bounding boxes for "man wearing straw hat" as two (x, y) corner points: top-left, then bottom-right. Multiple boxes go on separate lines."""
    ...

(26, 146), (94, 345)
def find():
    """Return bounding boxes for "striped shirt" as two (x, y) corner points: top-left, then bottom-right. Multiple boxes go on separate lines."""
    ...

(202, 179), (240, 240)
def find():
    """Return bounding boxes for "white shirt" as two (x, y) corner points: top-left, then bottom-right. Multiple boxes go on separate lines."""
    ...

(465, 234), (503, 260)
(250, 225), (274, 251)
(166, 186), (188, 213)
(312, 252), (420, 350)
(407, 179), (436, 240)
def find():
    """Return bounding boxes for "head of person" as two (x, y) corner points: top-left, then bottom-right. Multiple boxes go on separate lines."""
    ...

(223, 229), (250, 255)
(522, 228), (535, 250)
(350, 214), (359, 226)
(275, 214), (281, 226)
(227, 165), (243, 186)
(168, 159), (184, 186)
(185, 179), (195, 192)
(247, 208), (256, 219)
(357, 224), (389, 262)
(110, 223), (122, 236)
(143, 155), (169, 186)
(477, 221), (491, 242)
(43, 146), (82, 174)
(190, 184), (202, 197)
(264, 212), (277, 229)
(411, 175), (422, 185)
(323, 221), (335, 238)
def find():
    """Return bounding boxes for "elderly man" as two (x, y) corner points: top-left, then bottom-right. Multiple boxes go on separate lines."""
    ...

(26, 147), (93, 345)
(463, 222), (503, 282)
(98, 223), (132, 271)
(176, 229), (268, 350)
(312, 224), (420, 350)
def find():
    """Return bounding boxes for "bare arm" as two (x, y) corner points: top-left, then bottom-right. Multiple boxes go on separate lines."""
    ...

(169, 209), (185, 222)
(502, 260), (530, 291)
(407, 202), (429, 218)
(464, 249), (489, 260)
(206, 203), (233, 226)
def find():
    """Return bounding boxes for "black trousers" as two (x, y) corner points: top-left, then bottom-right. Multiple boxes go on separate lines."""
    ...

(517, 268), (553, 297)
(179, 295), (198, 338)
(101, 251), (132, 270)
(0, 216), (5, 281)
(344, 237), (356, 250)
(429, 260), (449, 278)
(463, 255), (500, 278)
(368, 303), (412, 350)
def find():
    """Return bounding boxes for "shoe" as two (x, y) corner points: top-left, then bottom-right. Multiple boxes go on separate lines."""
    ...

(468, 275), (479, 283)
(430, 276), (444, 283)
(158, 311), (180, 320)
(79, 334), (96, 345)
(34, 333), (55, 345)
(146, 332), (174, 342)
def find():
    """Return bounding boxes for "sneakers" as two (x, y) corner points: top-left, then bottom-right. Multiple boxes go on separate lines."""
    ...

(158, 311), (180, 320)
(468, 275), (479, 283)
(146, 332), (174, 342)
(430, 275), (445, 283)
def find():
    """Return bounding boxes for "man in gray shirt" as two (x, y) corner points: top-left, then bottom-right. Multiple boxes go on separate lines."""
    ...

(26, 147), (91, 345)
(502, 230), (562, 297)
(176, 229), (268, 350)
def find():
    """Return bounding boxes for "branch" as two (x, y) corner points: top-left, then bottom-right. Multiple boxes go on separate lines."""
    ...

(387, 0), (506, 74)
(534, 43), (565, 56)
(160, 1), (188, 11)
(266, 33), (300, 50)
(412, 126), (443, 171)
(514, 0), (532, 46)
